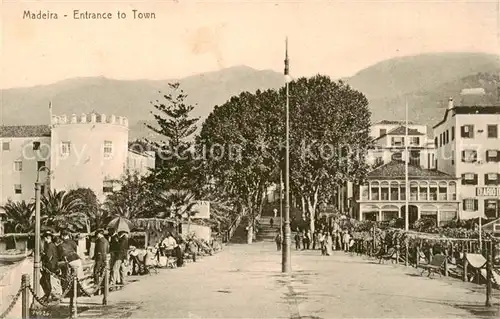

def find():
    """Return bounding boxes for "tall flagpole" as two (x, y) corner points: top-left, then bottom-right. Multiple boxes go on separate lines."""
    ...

(282, 37), (292, 273)
(280, 170), (283, 239)
(405, 100), (409, 231)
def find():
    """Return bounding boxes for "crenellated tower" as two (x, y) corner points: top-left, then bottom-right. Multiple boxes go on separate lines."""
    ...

(49, 112), (129, 200)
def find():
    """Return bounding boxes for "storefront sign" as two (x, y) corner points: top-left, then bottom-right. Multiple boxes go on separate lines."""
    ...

(476, 187), (500, 197)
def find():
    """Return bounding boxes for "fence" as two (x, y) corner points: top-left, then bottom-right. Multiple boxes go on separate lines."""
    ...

(349, 228), (499, 307)
(0, 259), (110, 319)
(225, 208), (247, 243)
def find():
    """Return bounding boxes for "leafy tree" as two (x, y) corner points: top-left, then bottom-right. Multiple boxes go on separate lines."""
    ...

(41, 189), (88, 232)
(103, 170), (154, 220)
(286, 76), (372, 234)
(198, 90), (283, 241)
(1, 200), (35, 233)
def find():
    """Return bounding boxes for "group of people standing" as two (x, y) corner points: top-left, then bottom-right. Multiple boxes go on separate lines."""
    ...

(293, 229), (354, 256)
(40, 227), (130, 301)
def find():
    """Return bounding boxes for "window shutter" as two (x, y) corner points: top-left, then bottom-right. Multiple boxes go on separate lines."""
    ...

(461, 174), (465, 184)
(461, 151), (465, 162)
(497, 150), (500, 162)
(461, 126), (466, 137)
(485, 174), (489, 185)
(473, 174), (478, 185)
(462, 200), (466, 210)
(474, 199), (478, 211)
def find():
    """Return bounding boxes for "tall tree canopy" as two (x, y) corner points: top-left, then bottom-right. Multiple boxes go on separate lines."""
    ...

(197, 75), (371, 237)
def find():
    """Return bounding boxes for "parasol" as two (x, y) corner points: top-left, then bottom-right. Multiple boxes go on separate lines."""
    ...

(107, 217), (133, 233)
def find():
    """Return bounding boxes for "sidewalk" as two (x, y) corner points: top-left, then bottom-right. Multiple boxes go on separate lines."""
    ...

(66, 242), (499, 318)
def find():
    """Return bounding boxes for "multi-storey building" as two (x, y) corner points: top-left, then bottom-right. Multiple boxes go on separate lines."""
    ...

(433, 93), (500, 220)
(350, 120), (459, 224)
(367, 120), (436, 169)
(0, 113), (155, 209)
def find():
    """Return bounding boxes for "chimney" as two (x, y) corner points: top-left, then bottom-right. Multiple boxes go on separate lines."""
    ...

(448, 97), (454, 110)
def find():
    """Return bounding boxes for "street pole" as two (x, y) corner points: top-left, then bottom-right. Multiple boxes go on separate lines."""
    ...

(280, 170), (283, 238)
(404, 100), (409, 231)
(33, 182), (41, 299)
(33, 166), (50, 301)
(282, 37), (292, 273)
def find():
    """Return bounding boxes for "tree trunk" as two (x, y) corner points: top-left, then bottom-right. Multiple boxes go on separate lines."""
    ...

(307, 189), (319, 235)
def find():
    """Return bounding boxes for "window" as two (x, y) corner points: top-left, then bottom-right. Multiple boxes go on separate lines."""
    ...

(103, 181), (114, 193)
(485, 173), (499, 185)
(374, 157), (383, 167)
(438, 183), (447, 200)
(409, 150), (420, 166)
(434, 137), (438, 148)
(445, 130), (449, 144)
(463, 198), (478, 211)
(419, 185), (428, 200)
(485, 199), (499, 219)
(33, 141), (40, 150)
(14, 184), (22, 194)
(461, 150), (477, 163)
(429, 183), (438, 200)
(14, 161), (22, 172)
(2, 142), (10, 151)
(390, 182), (399, 200)
(410, 182), (418, 200)
(409, 137), (420, 146)
(487, 125), (498, 138)
(361, 186), (369, 200)
(451, 150), (455, 165)
(461, 173), (478, 185)
(449, 182), (457, 200)
(486, 150), (500, 162)
(61, 141), (71, 156)
(451, 127), (455, 140)
(439, 134), (443, 147)
(391, 137), (404, 146)
(399, 185), (406, 200)
(104, 141), (113, 158)
(379, 129), (386, 137)
(37, 161), (45, 170)
(461, 125), (474, 138)
(370, 182), (379, 200)
(380, 182), (389, 200)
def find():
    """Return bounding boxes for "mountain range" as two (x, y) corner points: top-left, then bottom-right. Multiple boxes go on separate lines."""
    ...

(1, 52), (499, 140)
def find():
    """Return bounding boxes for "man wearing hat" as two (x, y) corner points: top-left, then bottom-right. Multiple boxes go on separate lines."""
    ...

(41, 230), (59, 300)
(93, 228), (109, 289)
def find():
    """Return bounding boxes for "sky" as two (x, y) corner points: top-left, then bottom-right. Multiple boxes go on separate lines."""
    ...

(1, 0), (499, 89)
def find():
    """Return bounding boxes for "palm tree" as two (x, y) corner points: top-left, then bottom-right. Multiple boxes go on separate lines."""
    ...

(154, 190), (197, 220)
(67, 188), (108, 231)
(0, 200), (35, 233)
(41, 189), (88, 232)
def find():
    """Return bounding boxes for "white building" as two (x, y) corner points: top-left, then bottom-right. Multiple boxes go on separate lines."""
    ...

(0, 113), (156, 208)
(433, 95), (500, 220)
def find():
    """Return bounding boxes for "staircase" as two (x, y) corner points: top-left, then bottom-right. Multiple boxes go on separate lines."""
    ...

(257, 216), (281, 242)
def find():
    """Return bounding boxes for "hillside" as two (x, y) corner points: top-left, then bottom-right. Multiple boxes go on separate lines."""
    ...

(0, 66), (284, 139)
(344, 52), (500, 124)
(1, 52), (499, 140)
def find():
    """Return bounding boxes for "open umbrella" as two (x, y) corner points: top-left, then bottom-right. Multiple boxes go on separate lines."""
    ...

(107, 217), (133, 233)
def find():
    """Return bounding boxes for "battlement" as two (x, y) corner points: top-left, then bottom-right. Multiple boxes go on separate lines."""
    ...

(51, 113), (129, 127)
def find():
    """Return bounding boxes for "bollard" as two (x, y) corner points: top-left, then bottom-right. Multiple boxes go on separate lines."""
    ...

(429, 247), (433, 263)
(485, 252), (492, 307)
(405, 241), (409, 267)
(70, 275), (78, 318)
(444, 244), (449, 277)
(463, 252), (468, 282)
(395, 238), (400, 265)
(416, 245), (420, 268)
(103, 258), (109, 305)
(21, 274), (30, 319)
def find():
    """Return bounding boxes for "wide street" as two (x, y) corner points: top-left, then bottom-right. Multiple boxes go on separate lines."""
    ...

(67, 241), (500, 319)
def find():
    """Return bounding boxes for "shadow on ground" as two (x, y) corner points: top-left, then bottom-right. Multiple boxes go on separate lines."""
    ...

(49, 301), (140, 319)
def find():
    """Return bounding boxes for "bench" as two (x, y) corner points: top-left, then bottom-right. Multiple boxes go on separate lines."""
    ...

(378, 247), (397, 264)
(419, 254), (446, 278)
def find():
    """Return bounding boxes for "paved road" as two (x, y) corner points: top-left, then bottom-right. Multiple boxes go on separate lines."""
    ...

(71, 242), (499, 318)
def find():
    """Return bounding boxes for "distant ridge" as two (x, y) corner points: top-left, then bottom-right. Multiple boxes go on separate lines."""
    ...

(1, 52), (499, 139)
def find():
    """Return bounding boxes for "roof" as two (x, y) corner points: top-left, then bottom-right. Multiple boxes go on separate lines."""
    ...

(375, 120), (416, 125)
(433, 105), (500, 129)
(373, 125), (424, 141)
(367, 160), (457, 180)
(0, 125), (51, 138)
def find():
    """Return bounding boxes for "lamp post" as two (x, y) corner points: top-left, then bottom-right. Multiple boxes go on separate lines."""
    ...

(33, 166), (50, 300)
(280, 170), (283, 239)
(404, 100), (409, 231)
(282, 37), (292, 273)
